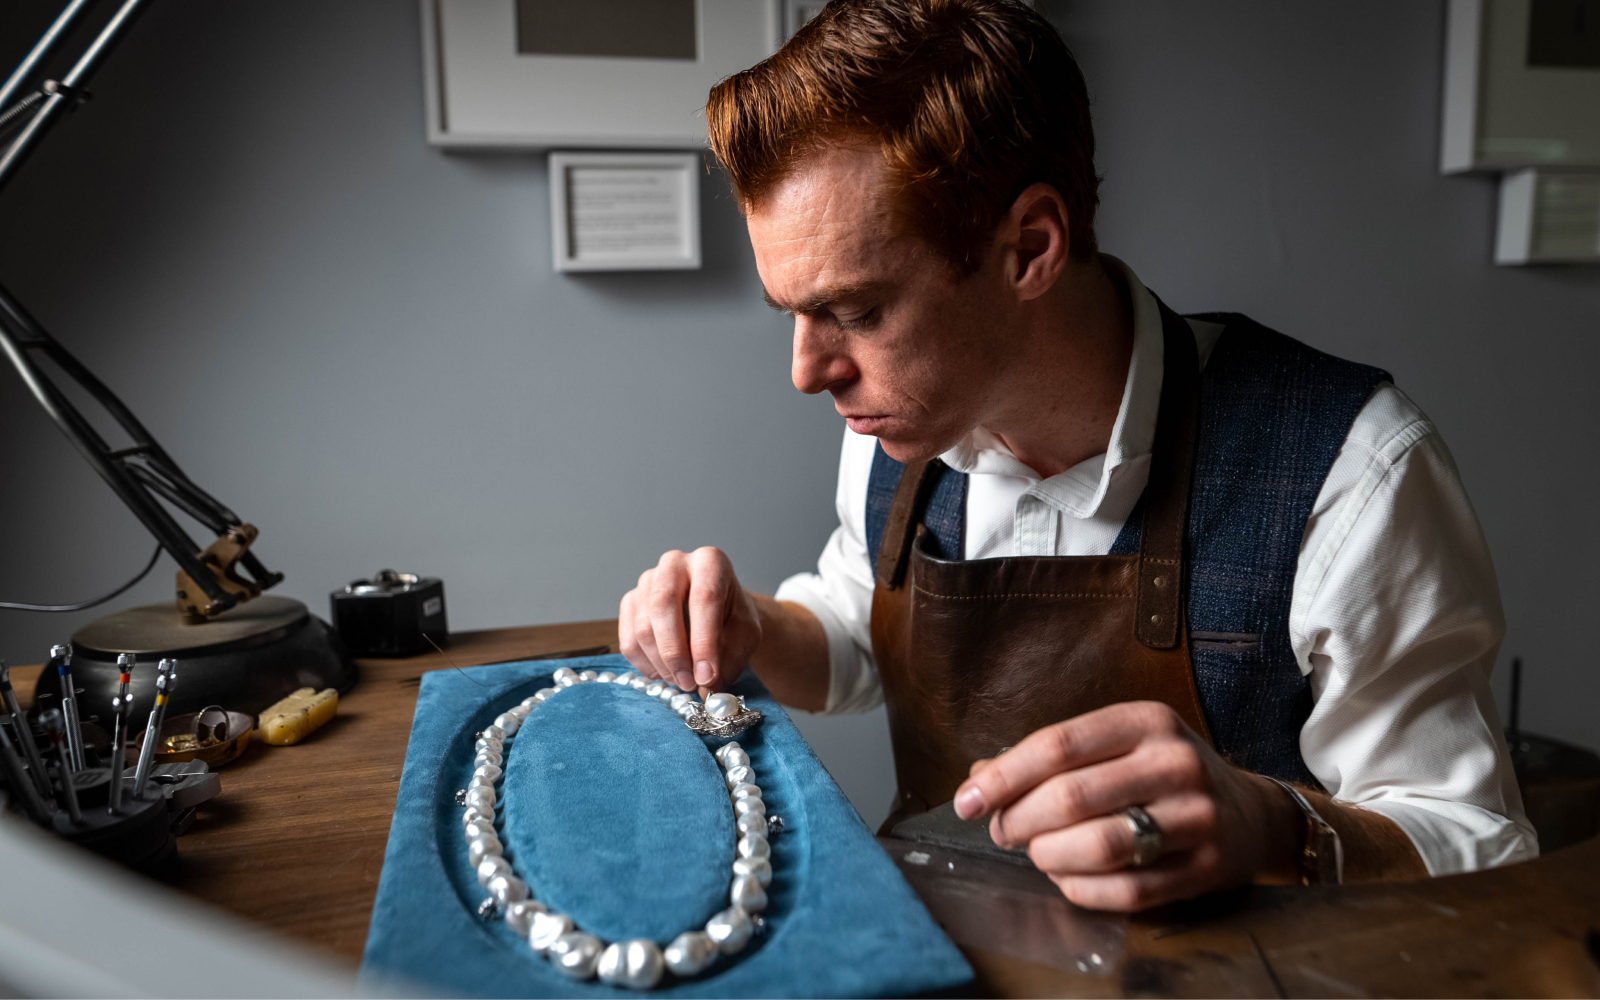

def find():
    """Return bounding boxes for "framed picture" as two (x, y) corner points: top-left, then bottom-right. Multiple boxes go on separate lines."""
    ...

(422, 0), (782, 149)
(1440, 0), (1600, 172)
(549, 152), (702, 271)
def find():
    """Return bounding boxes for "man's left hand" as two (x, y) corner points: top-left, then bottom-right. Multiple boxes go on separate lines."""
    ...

(953, 701), (1301, 911)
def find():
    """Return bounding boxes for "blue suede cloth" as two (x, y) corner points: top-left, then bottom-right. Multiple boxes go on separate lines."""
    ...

(359, 654), (972, 997)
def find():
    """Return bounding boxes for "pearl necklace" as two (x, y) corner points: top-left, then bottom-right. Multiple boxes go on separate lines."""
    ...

(457, 665), (777, 990)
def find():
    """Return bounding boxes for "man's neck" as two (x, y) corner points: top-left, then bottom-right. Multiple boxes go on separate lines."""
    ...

(986, 256), (1135, 480)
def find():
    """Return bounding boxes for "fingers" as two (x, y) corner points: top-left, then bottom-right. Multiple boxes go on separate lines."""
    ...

(990, 736), (1208, 847)
(643, 551), (696, 689)
(1047, 843), (1224, 912)
(1023, 791), (1217, 875)
(954, 702), (1182, 820)
(686, 547), (732, 688)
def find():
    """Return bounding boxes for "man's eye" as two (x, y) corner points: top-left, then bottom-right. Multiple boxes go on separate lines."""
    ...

(835, 307), (879, 331)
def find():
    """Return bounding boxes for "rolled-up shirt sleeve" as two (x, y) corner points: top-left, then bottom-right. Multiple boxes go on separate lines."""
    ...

(1293, 385), (1537, 874)
(773, 429), (884, 714)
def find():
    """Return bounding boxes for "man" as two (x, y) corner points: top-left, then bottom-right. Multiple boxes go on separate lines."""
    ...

(618, 0), (1534, 911)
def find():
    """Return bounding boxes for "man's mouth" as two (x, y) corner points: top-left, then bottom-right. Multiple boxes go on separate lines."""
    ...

(841, 414), (891, 435)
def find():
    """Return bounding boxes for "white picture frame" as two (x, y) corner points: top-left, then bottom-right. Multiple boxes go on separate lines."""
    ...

(421, 0), (781, 149)
(1440, 0), (1600, 173)
(549, 152), (703, 271)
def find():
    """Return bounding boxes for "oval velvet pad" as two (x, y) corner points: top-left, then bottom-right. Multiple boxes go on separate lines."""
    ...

(500, 682), (734, 943)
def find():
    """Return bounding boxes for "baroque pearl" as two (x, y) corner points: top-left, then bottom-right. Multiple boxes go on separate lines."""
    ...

(494, 713), (520, 737)
(504, 898), (546, 937)
(730, 782), (760, 801)
(508, 703), (531, 720)
(645, 681), (665, 697)
(736, 812), (767, 837)
(597, 938), (665, 990)
(548, 931), (603, 979)
(464, 819), (496, 841)
(473, 735), (500, 754)
(714, 741), (741, 763)
(596, 671), (616, 683)
(460, 805), (489, 827)
(578, 670), (598, 682)
(628, 675), (649, 690)
(466, 835), (501, 867)
(528, 910), (573, 952)
(722, 746), (750, 769)
(465, 787), (495, 810)
(468, 774), (495, 794)
(733, 856), (772, 887)
(663, 930), (718, 977)
(473, 762), (502, 783)
(488, 873), (529, 905)
(705, 692), (741, 721)
(669, 693), (694, 712)
(734, 796), (765, 818)
(477, 855), (511, 887)
(534, 686), (556, 701)
(737, 833), (771, 860)
(724, 765), (753, 788)
(705, 906), (753, 954)
(483, 724), (506, 741)
(656, 686), (674, 701)
(729, 873), (768, 912)
(473, 751), (502, 770)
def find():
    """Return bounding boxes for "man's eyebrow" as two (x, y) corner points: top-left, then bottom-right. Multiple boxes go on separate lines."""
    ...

(762, 281), (887, 315)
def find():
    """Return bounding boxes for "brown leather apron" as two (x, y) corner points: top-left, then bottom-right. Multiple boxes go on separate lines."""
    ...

(870, 302), (1213, 831)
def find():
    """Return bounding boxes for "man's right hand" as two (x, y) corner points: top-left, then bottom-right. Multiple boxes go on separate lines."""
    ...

(619, 547), (763, 693)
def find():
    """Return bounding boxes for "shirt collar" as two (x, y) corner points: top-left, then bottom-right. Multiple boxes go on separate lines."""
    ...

(938, 255), (1166, 519)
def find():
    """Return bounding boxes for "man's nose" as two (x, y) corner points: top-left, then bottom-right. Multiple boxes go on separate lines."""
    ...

(791, 316), (856, 395)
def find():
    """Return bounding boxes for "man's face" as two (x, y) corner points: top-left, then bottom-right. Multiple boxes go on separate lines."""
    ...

(748, 146), (1017, 463)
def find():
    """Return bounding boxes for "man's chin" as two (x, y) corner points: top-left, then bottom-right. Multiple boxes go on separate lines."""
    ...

(875, 435), (949, 465)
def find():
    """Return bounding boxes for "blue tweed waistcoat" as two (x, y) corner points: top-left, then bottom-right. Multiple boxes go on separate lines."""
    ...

(864, 314), (1390, 784)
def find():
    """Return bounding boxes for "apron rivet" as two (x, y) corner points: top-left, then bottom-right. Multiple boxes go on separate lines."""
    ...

(1153, 575), (1167, 588)
(1150, 614), (1162, 625)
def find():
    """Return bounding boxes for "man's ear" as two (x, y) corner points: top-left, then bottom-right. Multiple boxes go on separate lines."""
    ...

(1005, 183), (1071, 302)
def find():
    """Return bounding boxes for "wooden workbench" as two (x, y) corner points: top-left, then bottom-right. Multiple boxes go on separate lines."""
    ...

(12, 621), (1600, 997)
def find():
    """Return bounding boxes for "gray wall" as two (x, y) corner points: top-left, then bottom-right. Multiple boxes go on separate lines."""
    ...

(1, 1), (1596, 835)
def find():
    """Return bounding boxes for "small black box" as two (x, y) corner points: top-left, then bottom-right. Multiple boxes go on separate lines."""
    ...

(330, 570), (447, 657)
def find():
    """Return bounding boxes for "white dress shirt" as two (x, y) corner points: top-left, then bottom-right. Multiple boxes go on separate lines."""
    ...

(775, 257), (1536, 876)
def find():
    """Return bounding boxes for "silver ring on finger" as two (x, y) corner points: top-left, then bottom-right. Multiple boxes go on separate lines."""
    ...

(1121, 805), (1163, 868)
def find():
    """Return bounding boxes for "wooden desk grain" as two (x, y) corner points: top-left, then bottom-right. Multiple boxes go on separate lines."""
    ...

(12, 621), (1600, 997)
(10, 618), (619, 966)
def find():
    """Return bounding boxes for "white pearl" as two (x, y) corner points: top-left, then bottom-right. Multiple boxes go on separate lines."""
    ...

(488, 873), (529, 905)
(628, 675), (649, 691)
(613, 672), (634, 686)
(552, 667), (577, 685)
(520, 696), (540, 711)
(596, 671), (616, 683)
(494, 713), (520, 737)
(465, 786), (495, 810)
(734, 796), (765, 818)
(555, 673), (577, 688)
(729, 873), (768, 912)
(477, 855), (512, 887)
(467, 835), (502, 867)
(578, 670), (598, 682)
(483, 724), (505, 741)
(548, 932), (603, 979)
(474, 735), (501, 753)
(656, 687), (674, 701)
(724, 765), (753, 788)
(669, 693), (694, 712)
(473, 762), (502, 783)
(464, 819), (496, 841)
(722, 746), (750, 769)
(705, 692), (741, 721)
(504, 899), (546, 937)
(508, 703), (531, 720)
(468, 774), (495, 793)
(460, 806), (489, 827)
(732, 856), (772, 887)
(737, 833), (770, 860)
(473, 751), (503, 770)
(714, 741), (741, 763)
(730, 782), (761, 801)
(705, 906), (753, 954)
(663, 930), (718, 976)
(534, 686), (556, 701)
(676, 703), (699, 720)
(597, 938), (665, 990)
(528, 910), (573, 952)
(645, 681), (665, 697)
(736, 812), (767, 837)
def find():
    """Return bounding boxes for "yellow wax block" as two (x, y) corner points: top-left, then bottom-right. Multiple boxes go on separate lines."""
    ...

(259, 686), (338, 745)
